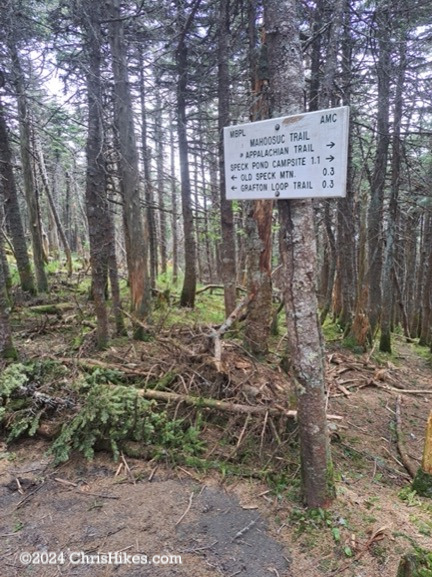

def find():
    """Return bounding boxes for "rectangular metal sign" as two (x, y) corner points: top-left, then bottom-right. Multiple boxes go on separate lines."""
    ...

(223, 106), (349, 200)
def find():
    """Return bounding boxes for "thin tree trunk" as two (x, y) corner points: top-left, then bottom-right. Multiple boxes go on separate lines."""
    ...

(367, 6), (391, 338)
(176, 0), (199, 307)
(154, 80), (168, 275)
(81, 0), (110, 349)
(107, 191), (125, 336)
(107, 0), (151, 337)
(244, 2), (273, 356)
(337, 0), (356, 331)
(139, 54), (158, 289)
(36, 143), (73, 277)
(379, 37), (407, 352)
(419, 216), (432, 347)
(169, 113), (179, 285)
(0, 99), (35, 294)
(320, 202), (337, 324)
(9, 44), (48, 293)
(0, 228), (16, 359)
(266, 0), (334, 507)
(218, 0), (237, 315)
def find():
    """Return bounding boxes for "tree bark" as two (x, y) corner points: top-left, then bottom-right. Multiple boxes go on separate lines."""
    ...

(169, 112), (179, 285)
(218, 0), (237, 316)
(139, 54), (158, 289)
(0, 229), (16, 359)
(36, 143), (73, 277)
(265, 0), (335, 507)
(367, 5), (391, 338)
(244, 2), (273, 356)
(0, 99), (35, 294)
(336, 0), (356, 331)
(176, 0), (199, 307)
(81, 0), (110, 349)
(379, 36), (407, 352)
(8, 44), (48, 293)
(107, 0), (151, 337)
(154, 79), (168, 275)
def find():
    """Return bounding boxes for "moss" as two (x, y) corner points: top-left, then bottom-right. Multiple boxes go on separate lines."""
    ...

(412, 468), (432, 499)
(321, 319), (343, 342)
(397, 551), (432, 577)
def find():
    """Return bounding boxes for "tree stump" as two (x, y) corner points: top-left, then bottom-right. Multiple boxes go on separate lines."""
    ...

(412, 410), (432, 498)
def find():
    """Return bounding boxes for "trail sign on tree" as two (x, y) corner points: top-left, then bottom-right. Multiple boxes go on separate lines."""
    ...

(224, 106), (349, 200)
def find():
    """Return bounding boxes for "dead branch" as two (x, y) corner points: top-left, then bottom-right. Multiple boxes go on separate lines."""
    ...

(395, 395), (417, 479)
(175, 492), (194, 527)
(109, 383), (343, 421)
(195, 284), (246, 296)
(207, 292), (255, 370)
(378, 384), (432, 395)
(213, 292), (254, 339)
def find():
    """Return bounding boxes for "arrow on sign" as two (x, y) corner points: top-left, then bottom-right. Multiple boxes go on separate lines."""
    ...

(326, 155), (335, 162)
(240, 153), (244, 158)
(231, 186), (237, 191)
(326, 142), (335, 148)
(231, 175), (237, 180)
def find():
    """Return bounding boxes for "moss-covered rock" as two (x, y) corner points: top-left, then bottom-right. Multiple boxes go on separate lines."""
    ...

(412, 468), (432, 499)
(397, 551), (432, 577)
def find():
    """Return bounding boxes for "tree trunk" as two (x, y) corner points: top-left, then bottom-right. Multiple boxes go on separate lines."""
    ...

(244, 2), (273, 356)
(154, 80), (168, 275)
(176, 0), (199, 308)
(320, 202), (337, 325)
(218, 0), (237, 316)
(265, 0), (334, 507)
(380, 37), (407, 353)
(107, 192), (125, 337)
(169, 112), (179, 285)
(9, 44), (48, 293)
(0, 229), (16, 359)
(81, 0), (110, 349)
(107, 0), (151, 337)
(0, 99), (35, 294)
(36, 143), (73, 277)
(367, 5), (391, 338)
(418, 215), (432, 346)
(244, 199), (273, 356)
(139, 54), (158, 289)
(337, 0), (356, 331)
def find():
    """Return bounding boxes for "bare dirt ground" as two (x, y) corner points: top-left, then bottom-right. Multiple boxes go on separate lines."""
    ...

(1, 292), (432, 577)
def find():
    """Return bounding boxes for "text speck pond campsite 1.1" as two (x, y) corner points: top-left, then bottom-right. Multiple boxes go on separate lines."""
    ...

(224, 106), (350, 200)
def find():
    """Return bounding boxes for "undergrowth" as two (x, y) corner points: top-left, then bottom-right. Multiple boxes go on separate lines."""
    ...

(0, 361), (67, 443)
(0, 362), (205, 465)
(49, 376), (205, 464)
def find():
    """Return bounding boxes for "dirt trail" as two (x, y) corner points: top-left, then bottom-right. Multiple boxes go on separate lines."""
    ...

(0, 442), (290, 577)
(1, 336), (432, 577)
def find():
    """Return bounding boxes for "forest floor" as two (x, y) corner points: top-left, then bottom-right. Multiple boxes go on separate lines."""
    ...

(1, 272), (432, 577)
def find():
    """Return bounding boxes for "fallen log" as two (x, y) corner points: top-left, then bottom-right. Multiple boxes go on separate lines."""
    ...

(28, 303), (75, 315)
